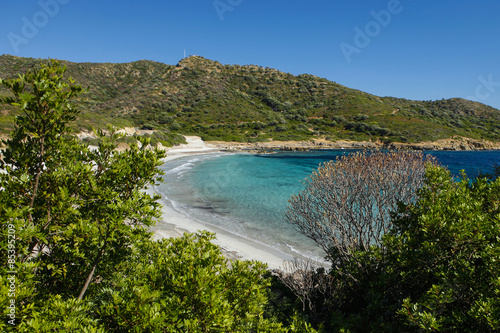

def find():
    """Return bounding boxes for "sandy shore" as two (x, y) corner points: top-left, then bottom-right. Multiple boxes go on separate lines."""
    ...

(149, 136), (294, 270)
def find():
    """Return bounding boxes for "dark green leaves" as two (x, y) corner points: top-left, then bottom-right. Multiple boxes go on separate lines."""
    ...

(0, 60), (166, 331)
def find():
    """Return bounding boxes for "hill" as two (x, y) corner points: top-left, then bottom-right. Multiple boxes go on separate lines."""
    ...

(1, 55), (499, 144)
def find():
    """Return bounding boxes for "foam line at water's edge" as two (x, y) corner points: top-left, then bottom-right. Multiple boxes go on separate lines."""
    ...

(151, 183), (330, 268)
(153, 152), (331, 268)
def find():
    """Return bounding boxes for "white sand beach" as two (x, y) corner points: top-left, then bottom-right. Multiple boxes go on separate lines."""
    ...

(149, 136), (294, 270)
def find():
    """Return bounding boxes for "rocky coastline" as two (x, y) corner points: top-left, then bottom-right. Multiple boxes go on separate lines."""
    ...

(209, 137), (500, 153)
(3, 131), (499, 153)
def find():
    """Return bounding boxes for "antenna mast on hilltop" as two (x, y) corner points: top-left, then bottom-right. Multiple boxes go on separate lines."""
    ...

(184, 49), (186, 58)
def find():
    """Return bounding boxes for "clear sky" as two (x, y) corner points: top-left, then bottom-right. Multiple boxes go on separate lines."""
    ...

(2, 0), (500, 109)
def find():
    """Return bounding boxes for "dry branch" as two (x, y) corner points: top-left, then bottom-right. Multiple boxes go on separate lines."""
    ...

(285, 150), (436, 271)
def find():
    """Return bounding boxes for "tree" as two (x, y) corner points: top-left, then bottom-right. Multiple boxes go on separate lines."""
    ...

(285, 150), (436, 272)
(0, 60), (166, 330)
(385, 166), (500, 331)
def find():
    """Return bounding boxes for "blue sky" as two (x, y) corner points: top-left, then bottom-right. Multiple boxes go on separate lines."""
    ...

(2, 0), (500, 109)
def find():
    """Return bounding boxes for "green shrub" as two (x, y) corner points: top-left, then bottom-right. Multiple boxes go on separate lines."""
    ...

(386, 166), (500, 331)
(169, 121), (182, 131)
(97, 232), (279, 332)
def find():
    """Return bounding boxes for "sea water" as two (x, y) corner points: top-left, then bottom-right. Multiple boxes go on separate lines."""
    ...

(155, 150), (500, 261)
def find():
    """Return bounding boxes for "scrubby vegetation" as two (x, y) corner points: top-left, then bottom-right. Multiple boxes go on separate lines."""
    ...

(1, 55), (499, 143)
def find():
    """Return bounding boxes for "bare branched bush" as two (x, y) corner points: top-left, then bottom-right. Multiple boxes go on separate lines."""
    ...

(279, 259), (334, 315)
(285, 150), (436, 270)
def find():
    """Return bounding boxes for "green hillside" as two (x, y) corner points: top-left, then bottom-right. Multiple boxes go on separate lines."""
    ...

(1, 54), (499, 143)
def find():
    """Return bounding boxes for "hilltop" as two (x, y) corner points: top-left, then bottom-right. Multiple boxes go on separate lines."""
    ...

(1, 55), (499, 145)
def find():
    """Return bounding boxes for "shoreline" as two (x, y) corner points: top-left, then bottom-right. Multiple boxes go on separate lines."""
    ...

(208, 136), (500, 152)
(149, 137), (297, 270)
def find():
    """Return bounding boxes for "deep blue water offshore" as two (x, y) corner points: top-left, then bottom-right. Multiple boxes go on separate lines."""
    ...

(155, 150), (500, 261)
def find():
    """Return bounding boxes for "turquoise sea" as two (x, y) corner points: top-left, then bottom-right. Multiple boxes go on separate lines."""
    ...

(155, 150), (500, 261)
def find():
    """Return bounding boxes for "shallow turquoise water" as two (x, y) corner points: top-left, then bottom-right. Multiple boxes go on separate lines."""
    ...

(156, 150), (499, 261)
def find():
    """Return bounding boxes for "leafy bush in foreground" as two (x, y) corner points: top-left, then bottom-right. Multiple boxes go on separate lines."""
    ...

(97, 232), (286, 332)
(385, 166), (500, 331)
